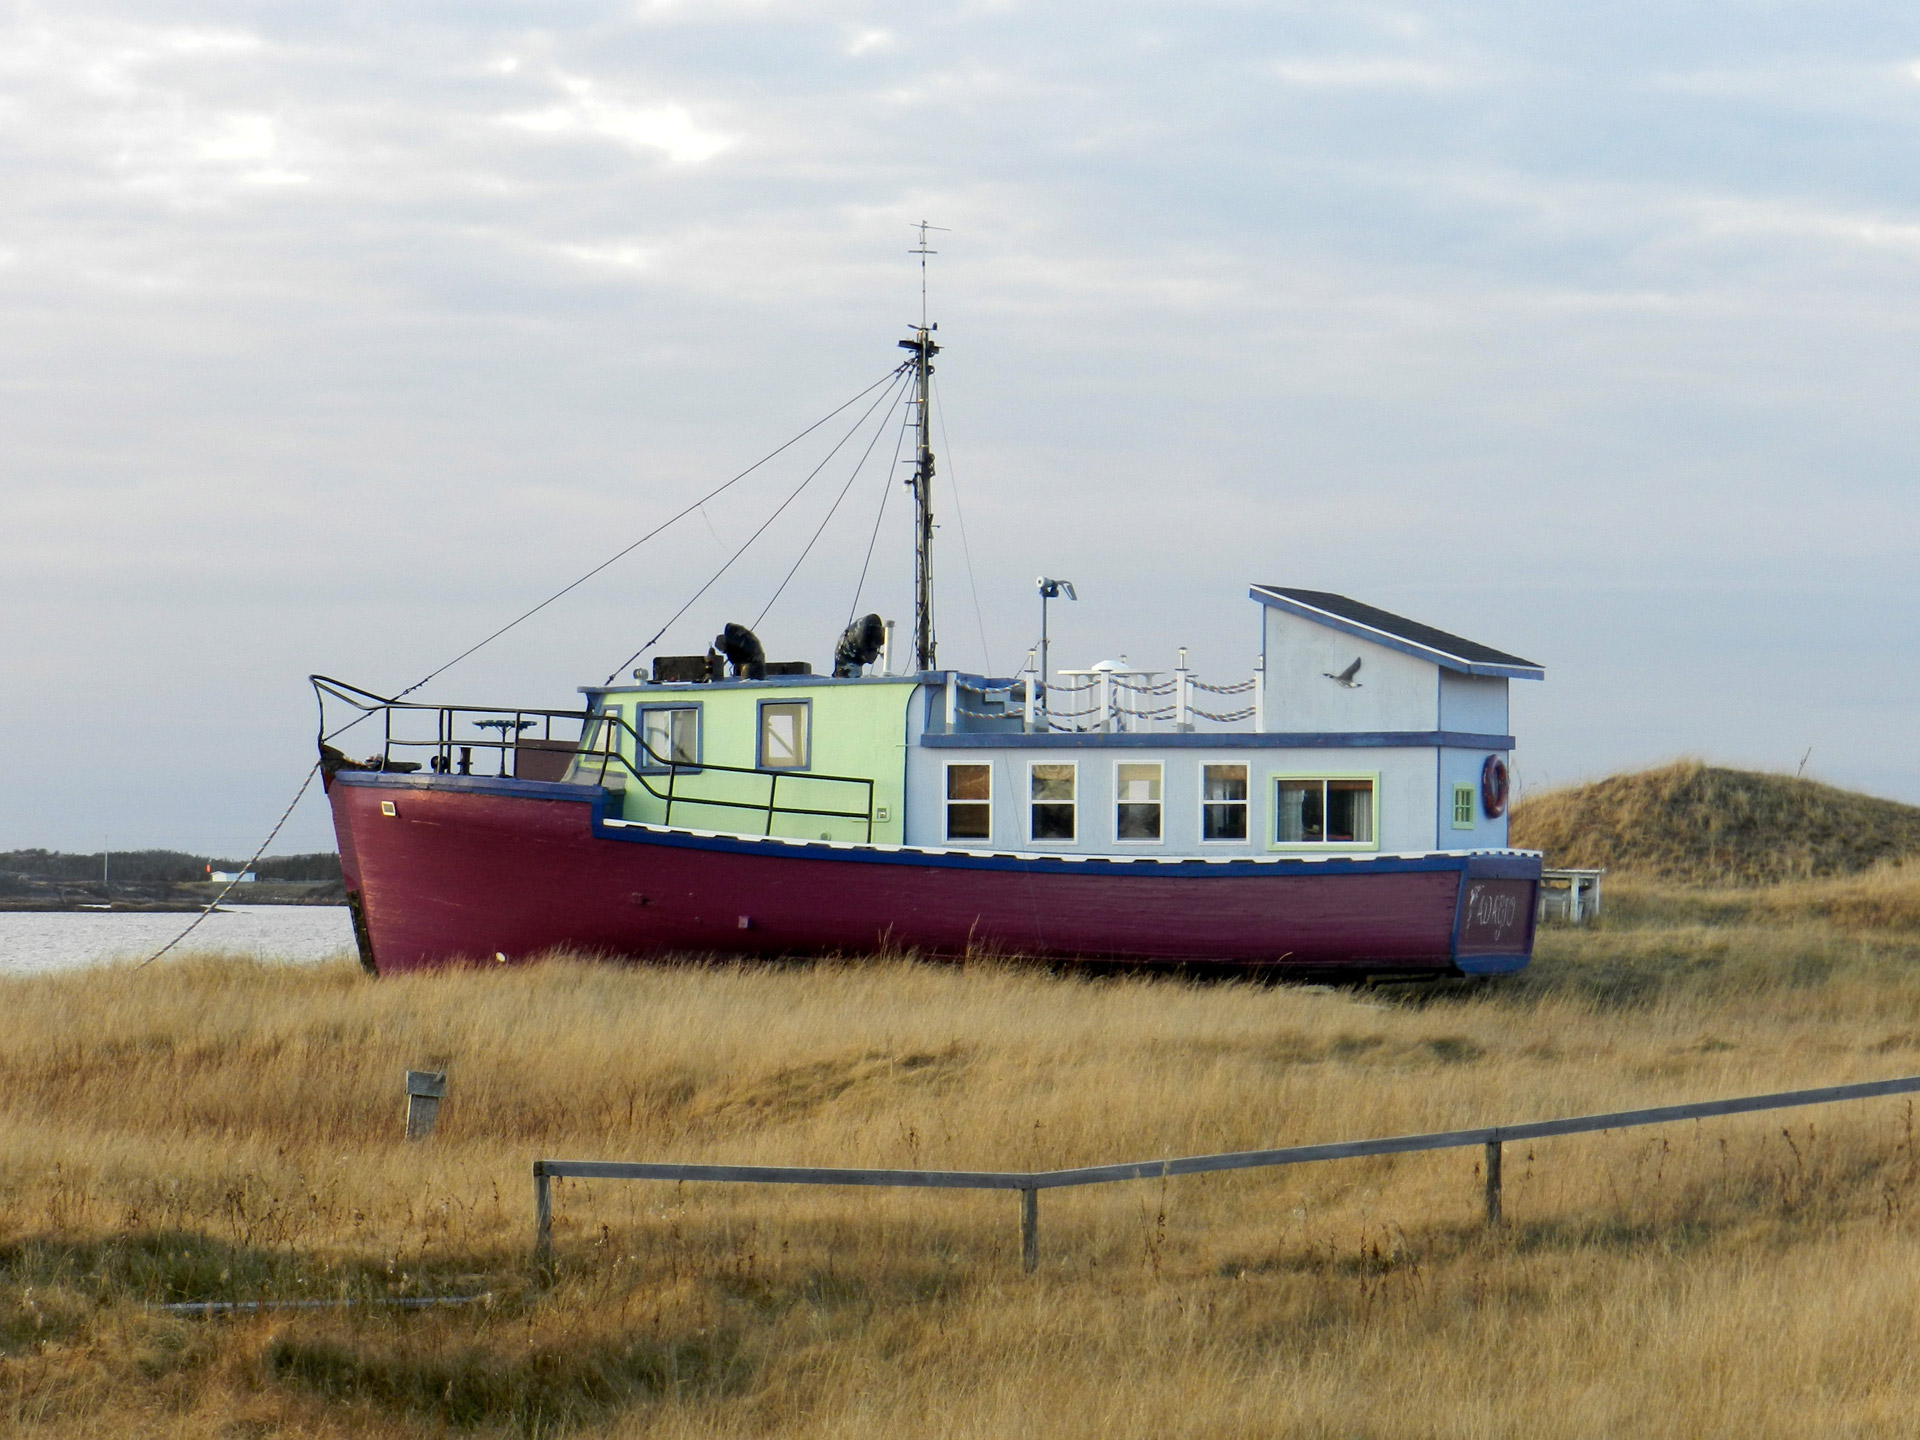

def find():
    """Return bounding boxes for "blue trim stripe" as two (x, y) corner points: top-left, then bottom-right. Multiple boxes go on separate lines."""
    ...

(921, 730), (1515, 751)
(1455, 953), (1531, 976)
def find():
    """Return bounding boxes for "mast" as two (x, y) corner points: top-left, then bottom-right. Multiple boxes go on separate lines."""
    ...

(900, 221), (946, 673)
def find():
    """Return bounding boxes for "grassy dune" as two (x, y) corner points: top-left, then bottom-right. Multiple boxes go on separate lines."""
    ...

(9, 884), (1920, 1435)
(1511, 761), (1920, 884)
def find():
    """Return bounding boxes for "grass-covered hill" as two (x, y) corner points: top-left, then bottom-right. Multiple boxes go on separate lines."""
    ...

(1511, 761), (1920, 885)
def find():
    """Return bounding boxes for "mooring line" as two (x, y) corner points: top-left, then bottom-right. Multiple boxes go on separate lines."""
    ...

(136, 760), (322, 970)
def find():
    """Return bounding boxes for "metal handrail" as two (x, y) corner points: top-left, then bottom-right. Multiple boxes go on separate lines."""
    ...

(311, 676), (875, 841)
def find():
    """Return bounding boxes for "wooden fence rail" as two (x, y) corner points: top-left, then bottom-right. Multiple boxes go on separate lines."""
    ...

(532, 1074), (1920, 1275)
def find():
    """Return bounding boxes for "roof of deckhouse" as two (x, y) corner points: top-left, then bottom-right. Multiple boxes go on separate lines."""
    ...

(1249, 585), (1545, 681)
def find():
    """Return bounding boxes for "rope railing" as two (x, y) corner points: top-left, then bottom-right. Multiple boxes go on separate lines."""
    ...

(939, 658), (1270, 735)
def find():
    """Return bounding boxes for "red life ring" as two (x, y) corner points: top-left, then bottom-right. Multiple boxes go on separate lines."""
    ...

(1481, 756), (1509, 819)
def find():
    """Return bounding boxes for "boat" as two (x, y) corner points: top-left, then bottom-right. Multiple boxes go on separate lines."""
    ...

(315, 291), (1544, 978)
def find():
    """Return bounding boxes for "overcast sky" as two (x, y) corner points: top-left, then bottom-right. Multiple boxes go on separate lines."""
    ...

(4, 1), (1919, 855)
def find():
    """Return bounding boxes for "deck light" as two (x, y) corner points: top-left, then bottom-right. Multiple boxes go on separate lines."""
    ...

(1036, 577), (1077, 715)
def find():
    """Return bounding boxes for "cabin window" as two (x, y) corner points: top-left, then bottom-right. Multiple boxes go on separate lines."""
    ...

(594, 704), (623, 758)
(1452, 783), (1476, 829)
(1030, 762), (1076, 841)
(639, 705), (699, 770)
(1274, 777), (1375, 845)
(1202, 763), (1249, 841)
(758, 701), (810, 770)
(1115, 762), (1162, 842)
(945, 764), (992, 841)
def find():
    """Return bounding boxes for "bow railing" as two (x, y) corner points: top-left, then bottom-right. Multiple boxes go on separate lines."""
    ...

(310, 676), (875, 841)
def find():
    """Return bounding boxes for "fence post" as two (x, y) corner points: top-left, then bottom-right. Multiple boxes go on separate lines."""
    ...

(534, 1163), (553, 1276)
(1020, 1186), (1038, 1274)
(405, 1070), (446, 1141)
(1484, 1138), (1503, 1227)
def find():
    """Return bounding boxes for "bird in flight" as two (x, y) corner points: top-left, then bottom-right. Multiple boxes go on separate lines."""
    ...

(1323, 657), (1363, 688)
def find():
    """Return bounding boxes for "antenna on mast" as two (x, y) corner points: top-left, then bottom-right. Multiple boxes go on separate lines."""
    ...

(900, 220), (949, 673)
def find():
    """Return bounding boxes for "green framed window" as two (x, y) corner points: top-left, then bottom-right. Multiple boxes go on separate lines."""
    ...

(638, 705), (700, 771)
(1452, 783), (1476, 829)
(1273, 776), (1376, 846)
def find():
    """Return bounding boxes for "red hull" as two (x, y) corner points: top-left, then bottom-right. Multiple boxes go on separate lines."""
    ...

(328, 772), (1537, 976)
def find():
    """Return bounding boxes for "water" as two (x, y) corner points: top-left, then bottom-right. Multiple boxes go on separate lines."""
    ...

(0, 905), (356, 976)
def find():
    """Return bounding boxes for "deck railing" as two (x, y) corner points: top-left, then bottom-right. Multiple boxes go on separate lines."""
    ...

(310, 675), (876, 841)
(531, 1074), (1920, 1275)
(946, 650), (1267, 735)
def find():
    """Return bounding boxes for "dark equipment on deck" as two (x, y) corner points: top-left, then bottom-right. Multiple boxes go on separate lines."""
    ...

(651, 654), (720, 684)
(833, 614), (887, 677)
(714, 623), (767, 680)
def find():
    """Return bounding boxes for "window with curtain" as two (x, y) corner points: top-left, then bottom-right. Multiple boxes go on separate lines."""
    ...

(1115, 762), (1162, 841)
(640, 707), (699, 769)
(1274, 777), (1375, 844)
(1030, 763), (1076, 841)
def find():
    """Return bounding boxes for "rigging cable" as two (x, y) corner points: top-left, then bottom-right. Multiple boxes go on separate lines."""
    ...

(141, 366), (905, 968)
(395, 363), (909, 701)
(603, 363), (913, 683)
(753, 372), (913, 630)
(930, 375), (995, 675)
(847, 381), (914, 626)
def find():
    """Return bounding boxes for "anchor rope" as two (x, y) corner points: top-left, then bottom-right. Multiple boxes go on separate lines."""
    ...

(136, 760), (322, 968)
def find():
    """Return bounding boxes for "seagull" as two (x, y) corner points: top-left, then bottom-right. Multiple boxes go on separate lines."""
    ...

(1323, 657), (1363, 688)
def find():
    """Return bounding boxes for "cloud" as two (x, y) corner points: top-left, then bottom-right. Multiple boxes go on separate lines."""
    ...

(500, 74), (735, 164)
(1269, 55), (1477, 90)
(845, 27), (895, 57)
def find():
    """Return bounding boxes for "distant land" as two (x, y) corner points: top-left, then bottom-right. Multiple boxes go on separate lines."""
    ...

(0, 849), (342, 911)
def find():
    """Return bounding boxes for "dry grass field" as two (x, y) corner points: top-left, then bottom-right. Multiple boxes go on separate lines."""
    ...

(9, 871), (1920, 1436)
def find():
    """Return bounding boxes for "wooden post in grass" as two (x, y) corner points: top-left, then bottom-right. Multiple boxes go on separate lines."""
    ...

(405, 1070), (446, 1140)
(1020, 1185), (1038, 1273)
(1484, 1138), (1503, 1227)
(533, 1162), (553, 1276)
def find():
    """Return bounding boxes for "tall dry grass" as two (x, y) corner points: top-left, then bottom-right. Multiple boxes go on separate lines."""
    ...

(9, 887), (1920, 1435)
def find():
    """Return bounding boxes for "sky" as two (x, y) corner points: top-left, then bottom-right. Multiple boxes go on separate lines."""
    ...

(3, 0), (1919, 856)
